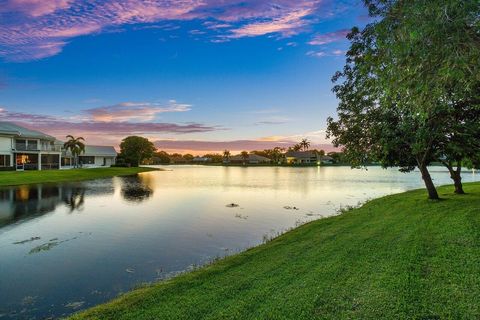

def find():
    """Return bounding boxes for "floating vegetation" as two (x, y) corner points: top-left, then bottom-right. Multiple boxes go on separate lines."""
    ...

(226, 203), (239, 208)
(21, 296), (37, 306)
(29, 242), (60, 254)
(13, 237), (41, 245)
(65, 301), (85, 309)
(28, 236), (78, 255)
(234, 213), (248, 220)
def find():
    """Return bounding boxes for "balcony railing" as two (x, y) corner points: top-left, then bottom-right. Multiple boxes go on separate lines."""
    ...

(14, 144), (61, 152)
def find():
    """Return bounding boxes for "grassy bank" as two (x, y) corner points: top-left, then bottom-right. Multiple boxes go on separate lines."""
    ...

(71, 182), (480, 319)
(0, 167), (158, 187)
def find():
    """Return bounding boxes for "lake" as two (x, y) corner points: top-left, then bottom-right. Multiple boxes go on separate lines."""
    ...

(0, 165), (478, 319)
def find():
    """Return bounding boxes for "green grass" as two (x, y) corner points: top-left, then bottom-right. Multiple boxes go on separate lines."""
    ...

(0, 167), (158, 187)
(70, 183), (480, 320)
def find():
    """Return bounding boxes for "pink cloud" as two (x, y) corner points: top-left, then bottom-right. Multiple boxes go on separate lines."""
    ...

(0, 106), (220, 146)
(308, 29), (350, 45)
(228, 8), (314, 38)
(2, 0), (73, 17)
(83, 101), (191, 122)
(0, 0), (324, 61)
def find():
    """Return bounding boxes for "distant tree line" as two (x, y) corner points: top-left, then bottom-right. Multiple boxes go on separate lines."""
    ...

(115, 137), (348, 166)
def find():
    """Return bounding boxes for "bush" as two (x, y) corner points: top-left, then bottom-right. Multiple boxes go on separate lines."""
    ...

(0, 167), (15, 171)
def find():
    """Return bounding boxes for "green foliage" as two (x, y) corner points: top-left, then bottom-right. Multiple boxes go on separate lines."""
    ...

(71, 183), (480, 320)
(300, 138), (311, 151)
(63, 135), (86, 168)
(152, 151), (171, 164)
(327, 0), (480, 199)
(203, 153), (223, 163)
(119, 136), (156, 167)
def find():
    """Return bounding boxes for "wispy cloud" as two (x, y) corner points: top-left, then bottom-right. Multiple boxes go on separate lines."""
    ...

(308, 29), (350, 45)
(306, 49), (345, 58)
(1, 0), (73, 17)
(0, 0), (324, 61)
(0, 102), (220, 145)
(83, 100), (191, 122)
(227, 7), (314, 39)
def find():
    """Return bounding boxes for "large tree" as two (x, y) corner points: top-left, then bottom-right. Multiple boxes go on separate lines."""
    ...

(327, 0), (480, 199)
(119, 136), (156, 167)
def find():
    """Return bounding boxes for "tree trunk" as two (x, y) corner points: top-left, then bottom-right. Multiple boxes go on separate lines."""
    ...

(444, 162), (465, 194)
(417, 159), (439, 200)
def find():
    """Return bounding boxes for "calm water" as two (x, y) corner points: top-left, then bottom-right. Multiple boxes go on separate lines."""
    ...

(0, 166), (478, 319)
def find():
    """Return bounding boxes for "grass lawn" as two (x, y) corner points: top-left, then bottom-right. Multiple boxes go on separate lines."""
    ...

(0, 167), (158, 187)
(70, 182), (480, 319)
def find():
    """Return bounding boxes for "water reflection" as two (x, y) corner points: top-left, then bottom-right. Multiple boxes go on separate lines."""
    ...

(120, 175), (154, 203)
(0, 167), (478, 320)
(0, 184), (91, 226)
(0, 175), (154, 227)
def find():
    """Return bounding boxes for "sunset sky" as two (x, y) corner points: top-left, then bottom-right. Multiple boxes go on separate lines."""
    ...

(0, 0), (367, 154)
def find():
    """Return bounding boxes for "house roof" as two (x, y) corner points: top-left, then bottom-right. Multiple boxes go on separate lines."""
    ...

(230, 154), (271, 162)
(82, 145), (117, 157)
(285, 151), (318, 158)
(0, 122), (56, 141)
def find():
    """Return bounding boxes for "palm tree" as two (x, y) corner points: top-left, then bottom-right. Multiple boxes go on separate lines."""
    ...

(223, 150), (231, 163)
(241, 151), (249, 165)
(300, 138), (311, 151)
(292, 144), (302, 152)
(64, 135), (86, 168)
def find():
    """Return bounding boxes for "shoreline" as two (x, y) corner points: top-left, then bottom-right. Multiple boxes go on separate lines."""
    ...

(70, 181), (480, 319)
(0, 167), (159, 188)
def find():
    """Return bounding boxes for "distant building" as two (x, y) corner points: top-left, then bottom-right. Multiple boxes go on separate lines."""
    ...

(0, 122), (117, 171)
(285, 151), (320, 164)
(192, 156), (211, 163)
(64, 145), (117, 168)
(229, 154), (271, 164)
(285, 151), (335, 165)
(320, 155), (334, 164)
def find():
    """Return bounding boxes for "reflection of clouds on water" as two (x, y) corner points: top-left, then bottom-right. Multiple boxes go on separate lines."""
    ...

(119, 175), (154, 203)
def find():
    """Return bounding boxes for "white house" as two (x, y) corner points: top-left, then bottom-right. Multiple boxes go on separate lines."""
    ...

(0, 122), (62, 170)
(0, 122), (117, 170)
(285, 151), (320, 164)
(79, 145), (117, 167)
(284, 151), (335, 165)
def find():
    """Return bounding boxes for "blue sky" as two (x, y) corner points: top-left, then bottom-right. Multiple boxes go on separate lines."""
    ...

(0, 0), (368, 154)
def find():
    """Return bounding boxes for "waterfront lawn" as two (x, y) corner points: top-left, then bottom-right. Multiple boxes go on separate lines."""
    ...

(71, 182), (480, 319)
(0, 167), (157, 187)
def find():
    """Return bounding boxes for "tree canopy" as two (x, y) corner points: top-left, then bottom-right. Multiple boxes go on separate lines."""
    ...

(327, 0), (480, 199)
(119, 136), (156, 167)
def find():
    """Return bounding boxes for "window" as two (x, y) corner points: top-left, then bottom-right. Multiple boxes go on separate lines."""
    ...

(15, 139), (26, 150)
(27, 140), (38, 150)
(79, 156), (95, 164)
(41, 154), (60, 170)
(0, 155), (11, 167)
